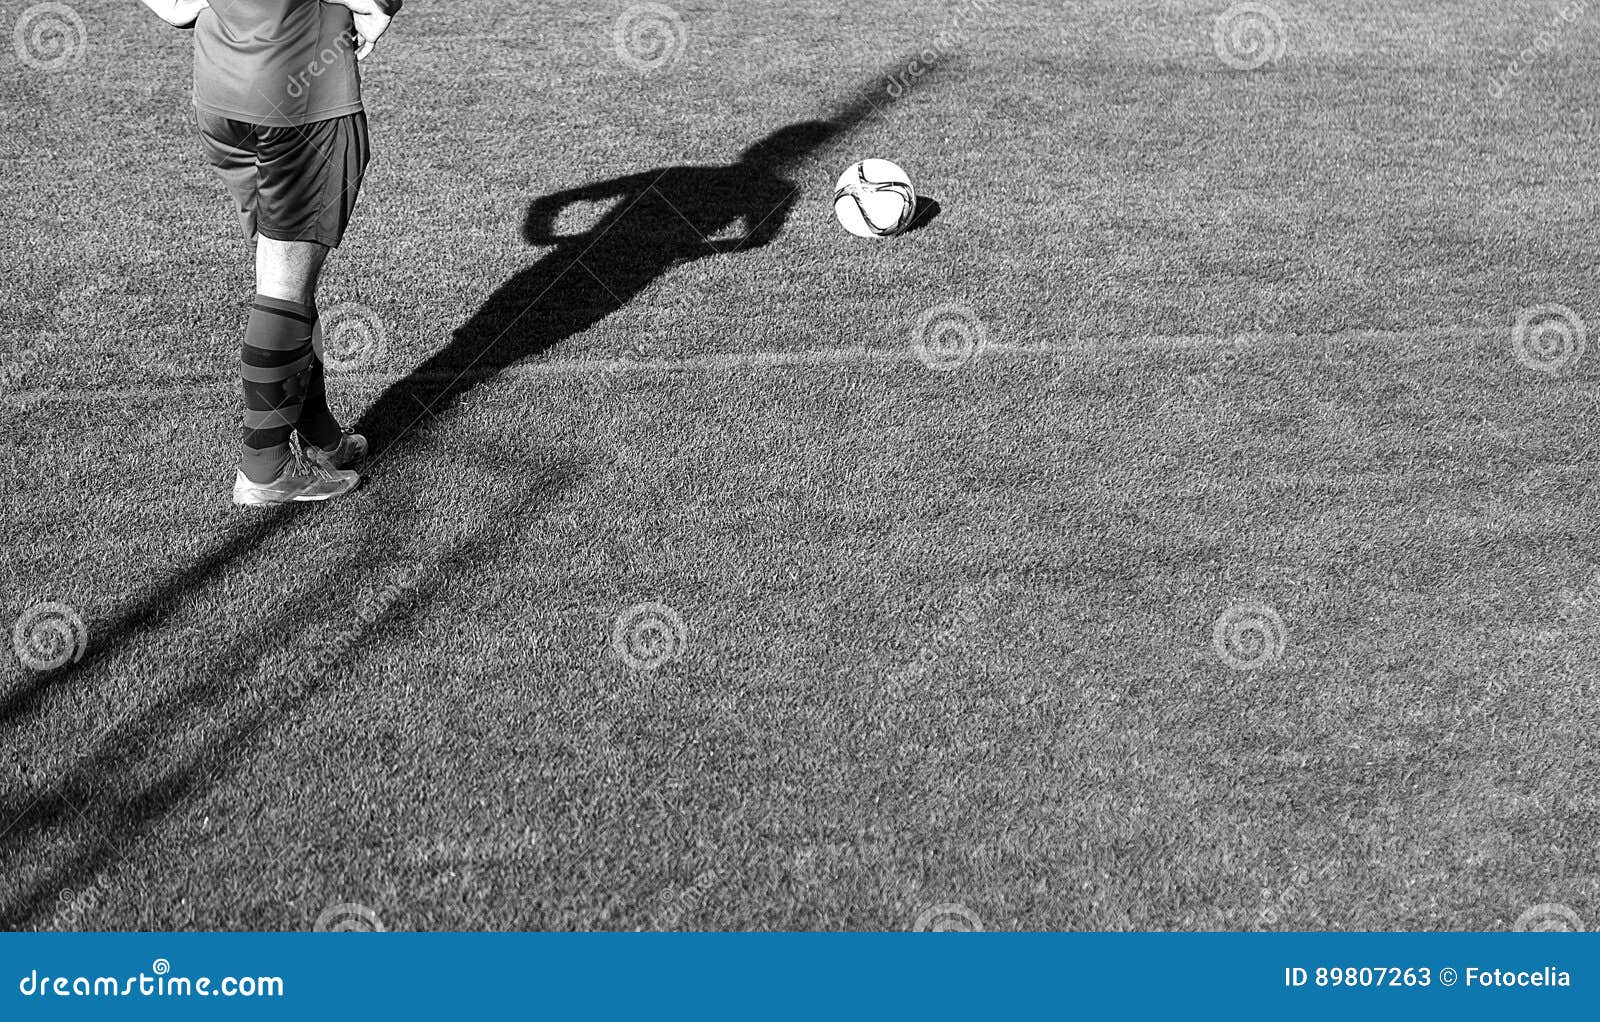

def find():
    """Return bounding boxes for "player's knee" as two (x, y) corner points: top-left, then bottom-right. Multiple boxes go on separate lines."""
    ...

(255, 237), (328, 304)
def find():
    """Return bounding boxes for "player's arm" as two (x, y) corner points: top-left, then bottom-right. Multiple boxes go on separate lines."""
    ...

(321, 0), (403, 60)
(138, 0), (208, 30)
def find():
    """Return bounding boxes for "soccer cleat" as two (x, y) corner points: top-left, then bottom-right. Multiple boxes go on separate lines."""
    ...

(232, 454), (361, 506)
(305, 430), (369, 471)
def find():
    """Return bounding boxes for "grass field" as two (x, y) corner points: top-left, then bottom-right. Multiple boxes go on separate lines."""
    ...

(2, 0), (1598, 931)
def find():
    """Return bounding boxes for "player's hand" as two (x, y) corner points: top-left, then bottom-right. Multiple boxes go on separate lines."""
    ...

(350, 7), (392, 60)
(325, 0), (401, 60)
(139, 0), (208, 29)
(174, 0), (209, 28)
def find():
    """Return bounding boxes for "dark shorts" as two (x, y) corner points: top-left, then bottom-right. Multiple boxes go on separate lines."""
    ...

(195, 109), (370, 248)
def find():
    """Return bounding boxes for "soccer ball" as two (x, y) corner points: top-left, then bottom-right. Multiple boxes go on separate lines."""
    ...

(833, 159), (916, 238)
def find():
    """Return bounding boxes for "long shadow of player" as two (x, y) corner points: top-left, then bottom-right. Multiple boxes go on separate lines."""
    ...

(0, 70), (935, 732)
(0, 67), (947, 731)
(355, 119), (838, 451)
(0, 68), (952, 925)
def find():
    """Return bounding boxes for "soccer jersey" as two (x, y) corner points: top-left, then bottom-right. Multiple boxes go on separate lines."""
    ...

(193, 0), (362, 128)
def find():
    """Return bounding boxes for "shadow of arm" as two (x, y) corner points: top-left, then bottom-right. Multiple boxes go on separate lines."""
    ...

(522, 172), (658, 245)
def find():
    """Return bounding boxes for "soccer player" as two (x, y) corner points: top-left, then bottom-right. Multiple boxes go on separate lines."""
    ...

(140, 0), (400, 504)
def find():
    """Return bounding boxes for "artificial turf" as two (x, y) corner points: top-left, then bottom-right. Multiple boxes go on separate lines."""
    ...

(1, 0), (1597, 930)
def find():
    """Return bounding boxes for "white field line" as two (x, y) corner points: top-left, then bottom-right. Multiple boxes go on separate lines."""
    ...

(0, 326), (1505, 407)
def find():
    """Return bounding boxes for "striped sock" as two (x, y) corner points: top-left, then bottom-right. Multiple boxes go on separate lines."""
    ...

(238, 295), (316, 484)
(295, 318), (341, 452)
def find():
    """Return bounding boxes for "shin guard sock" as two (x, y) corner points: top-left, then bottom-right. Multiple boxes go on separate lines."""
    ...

(238, 295), (316, 483)
(295, 328), (342, 452)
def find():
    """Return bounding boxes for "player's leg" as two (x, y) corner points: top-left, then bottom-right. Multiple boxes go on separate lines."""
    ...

(236, 238), (335, 488)
(257, 114), (372, 473)
(253, 236), (347, 456)
(191, 112), (347, 502)
(230, 114), (371, 503)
